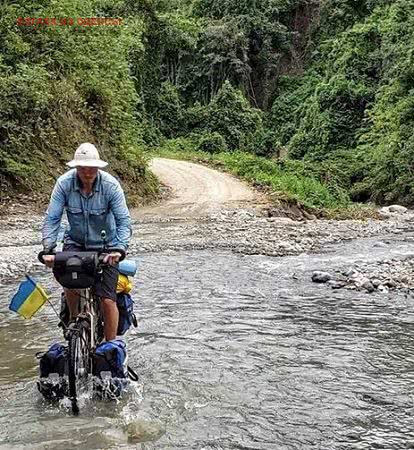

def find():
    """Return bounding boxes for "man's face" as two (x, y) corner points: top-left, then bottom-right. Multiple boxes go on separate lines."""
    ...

(77, 166), (98, 185)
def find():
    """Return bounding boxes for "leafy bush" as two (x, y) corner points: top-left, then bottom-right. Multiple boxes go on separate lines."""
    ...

(353, 1), (414, 204)
(269, 1), (414, 205)
(279, 17), (380, 160)
(214, 151), (350, 209)
(196, 132), (228, 153)
(159, 136), (199, 153)
(185, 102), (209, 130)
(203, 81), (263, 150)
(246, 128), (282, 157)
(151, 81), (185, 138)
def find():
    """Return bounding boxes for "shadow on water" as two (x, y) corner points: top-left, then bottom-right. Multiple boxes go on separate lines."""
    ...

(1, 234), (414, 449)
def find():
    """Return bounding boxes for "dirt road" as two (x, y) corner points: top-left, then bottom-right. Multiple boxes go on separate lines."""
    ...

(133, 158), (259, 219)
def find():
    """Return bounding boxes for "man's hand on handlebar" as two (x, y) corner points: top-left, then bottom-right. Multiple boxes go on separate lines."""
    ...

(103, 252), (123, 265)
(38, 247), (125, 268)
(43, 254), (55, 268)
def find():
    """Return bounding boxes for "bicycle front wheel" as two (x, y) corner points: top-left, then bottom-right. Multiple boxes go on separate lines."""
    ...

(67, 321), (90, 415)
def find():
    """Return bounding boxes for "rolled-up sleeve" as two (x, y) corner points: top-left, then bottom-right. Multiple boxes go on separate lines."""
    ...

(109, 184), (131, 251)
(42, 181), (66, 251)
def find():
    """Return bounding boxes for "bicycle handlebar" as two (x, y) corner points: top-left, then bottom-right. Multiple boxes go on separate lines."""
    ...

(37, 247), (56, 264)
(37, 248), (126, 265)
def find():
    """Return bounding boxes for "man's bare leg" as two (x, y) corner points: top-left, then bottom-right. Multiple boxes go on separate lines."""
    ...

(64, 288), (80, 320)
(101, 298), (119, 341)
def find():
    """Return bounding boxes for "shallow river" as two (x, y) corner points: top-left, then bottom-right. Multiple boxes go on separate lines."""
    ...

(1, 235), (414, 450)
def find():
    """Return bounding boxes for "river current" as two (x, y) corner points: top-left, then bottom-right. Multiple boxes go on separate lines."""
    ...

(1, 235), (414, 449)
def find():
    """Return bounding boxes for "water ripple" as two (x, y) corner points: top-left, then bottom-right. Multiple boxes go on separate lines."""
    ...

(0, 248), (414, 449)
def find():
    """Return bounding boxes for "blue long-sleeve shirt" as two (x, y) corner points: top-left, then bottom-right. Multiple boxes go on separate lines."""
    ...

(42, 169), (131, 251)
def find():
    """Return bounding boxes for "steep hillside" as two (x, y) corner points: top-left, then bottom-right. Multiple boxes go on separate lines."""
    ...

(2, 0), (411, 210)
(0, 0), (158, 207)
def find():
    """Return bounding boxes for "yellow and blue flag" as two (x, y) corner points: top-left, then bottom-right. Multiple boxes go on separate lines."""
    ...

(9, 275), (49, 319)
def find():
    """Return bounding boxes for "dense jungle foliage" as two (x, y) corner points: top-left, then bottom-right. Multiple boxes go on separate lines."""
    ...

(1, 0), (412, 208)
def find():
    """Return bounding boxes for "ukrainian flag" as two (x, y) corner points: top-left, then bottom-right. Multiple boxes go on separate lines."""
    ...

(9, 275), (49, 319)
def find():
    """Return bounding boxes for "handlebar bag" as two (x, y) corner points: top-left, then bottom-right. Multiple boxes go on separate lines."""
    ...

(53, 251), (99, 289)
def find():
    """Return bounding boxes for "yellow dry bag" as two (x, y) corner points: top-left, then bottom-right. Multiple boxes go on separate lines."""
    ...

(116, 274), (132, 294)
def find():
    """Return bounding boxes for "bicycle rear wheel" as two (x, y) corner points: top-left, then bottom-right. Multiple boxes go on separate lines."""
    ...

(67, 320), (91, 415)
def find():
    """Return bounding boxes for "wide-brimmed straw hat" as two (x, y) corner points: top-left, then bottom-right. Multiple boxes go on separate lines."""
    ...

(67, 143), (108, 168)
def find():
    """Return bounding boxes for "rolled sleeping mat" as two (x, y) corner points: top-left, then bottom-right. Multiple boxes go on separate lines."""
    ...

(118, 259), (138, 277)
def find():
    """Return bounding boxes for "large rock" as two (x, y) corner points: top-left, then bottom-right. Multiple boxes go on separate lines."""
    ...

(379, 207), (390, 215)
(361, 279), (375, 293)
(371, 279), (382, 288)
(378, 285), (389, 294)
(354, 276), (371, 289)
(384, 279), (397, 288)
(373, 241), (388, 248)
(327, 280), (346, 289)
(345, 267), (359, 278)
(380, 205), (407, 215)
(312, 271), (331, 283)
(388, 205), (407, 214)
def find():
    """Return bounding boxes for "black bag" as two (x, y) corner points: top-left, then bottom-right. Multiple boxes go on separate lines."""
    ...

(39, 343), (67, 377)
(37, 343), (68, 400)
(116, 293), (137, 335)
(53, 251), (99, 289)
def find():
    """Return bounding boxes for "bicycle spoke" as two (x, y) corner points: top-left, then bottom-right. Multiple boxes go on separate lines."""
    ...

(67, 320), (91, 415)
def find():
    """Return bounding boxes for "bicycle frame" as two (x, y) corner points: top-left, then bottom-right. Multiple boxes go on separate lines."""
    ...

(77, 288), (103, 350)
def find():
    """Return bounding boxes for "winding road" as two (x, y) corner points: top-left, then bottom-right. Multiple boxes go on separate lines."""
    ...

(134, 158), (260, 219)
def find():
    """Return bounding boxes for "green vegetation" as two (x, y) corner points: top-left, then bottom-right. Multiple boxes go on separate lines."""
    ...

(270, 0), (414, 205)
(2, 0), (413, 213)
(0, 0), (157, 205)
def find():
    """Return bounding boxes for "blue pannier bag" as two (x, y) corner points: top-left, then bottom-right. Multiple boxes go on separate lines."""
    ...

(37, 343), (68, 400)
(116, 293), (137, 335)
(39, 343), (67, 377)
(93, 339), (128, 397)
(93, 339), (127, 379)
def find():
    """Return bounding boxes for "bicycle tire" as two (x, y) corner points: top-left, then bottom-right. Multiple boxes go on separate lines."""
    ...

(68, 332), (80, 415)
(67, 321), (90, 415)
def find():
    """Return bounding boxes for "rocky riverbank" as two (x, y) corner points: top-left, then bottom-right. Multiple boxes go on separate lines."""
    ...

(312, 256), (414, 294)
(1, 204), (414, 285)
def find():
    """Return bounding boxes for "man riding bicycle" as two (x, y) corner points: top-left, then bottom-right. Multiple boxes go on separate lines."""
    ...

(39, 143), (132, 341)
